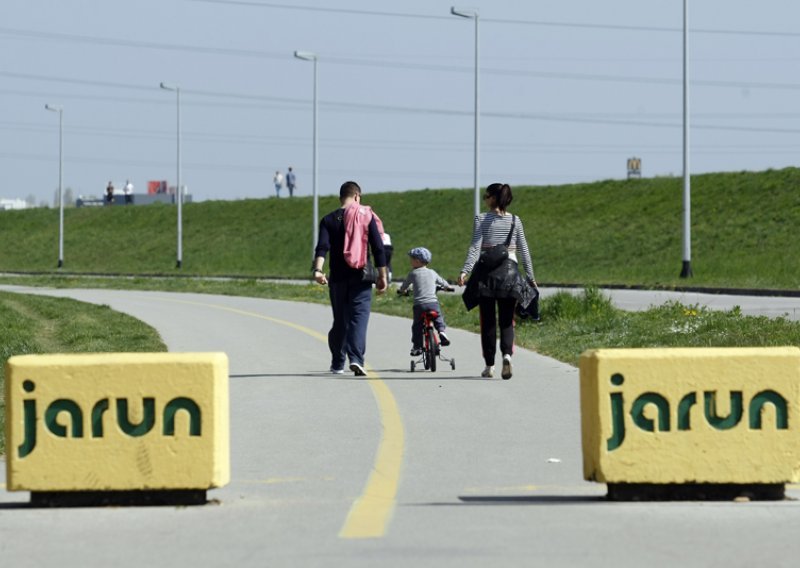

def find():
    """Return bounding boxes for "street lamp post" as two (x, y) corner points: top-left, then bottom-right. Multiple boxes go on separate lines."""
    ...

(680, 0), (692, 278)
(450, 6), (480, 217)
(45, 104), (64, 268)
(294, 50), (319, 259)
(160, 82), (183, 269)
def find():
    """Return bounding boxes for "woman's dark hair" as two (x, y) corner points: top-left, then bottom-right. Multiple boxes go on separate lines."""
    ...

(339, 180), (362, 200)
(486, 183), (513, 211)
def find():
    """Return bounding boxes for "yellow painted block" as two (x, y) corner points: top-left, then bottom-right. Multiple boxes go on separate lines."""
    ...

(5, 353), (230, 492)
(580, 347), (800, 484)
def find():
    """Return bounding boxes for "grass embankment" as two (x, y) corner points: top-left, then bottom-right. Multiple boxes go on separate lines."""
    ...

(1, 167), (800, 289)
(3, 167), (800, 452)
(0, 291), (167, 454)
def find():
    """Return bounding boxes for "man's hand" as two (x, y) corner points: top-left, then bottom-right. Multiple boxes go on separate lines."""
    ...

(312, 266), (327, 285)
(376, 267), (388, 293)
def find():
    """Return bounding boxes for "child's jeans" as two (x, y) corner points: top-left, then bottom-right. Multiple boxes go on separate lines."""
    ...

(412, 301), (446, 348)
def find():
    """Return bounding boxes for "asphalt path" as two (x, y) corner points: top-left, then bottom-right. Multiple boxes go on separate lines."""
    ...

(1, 285), (800, 567)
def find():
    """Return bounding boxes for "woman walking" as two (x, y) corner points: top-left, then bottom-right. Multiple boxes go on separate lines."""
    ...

(457, 183), (537, 380)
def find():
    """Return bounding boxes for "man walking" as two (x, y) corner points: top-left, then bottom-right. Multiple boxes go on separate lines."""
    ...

(123, 179), (134, 204)
(312, 181), (388, 376)
(285, 167), (296, 197)
(273, 171), (284, 198)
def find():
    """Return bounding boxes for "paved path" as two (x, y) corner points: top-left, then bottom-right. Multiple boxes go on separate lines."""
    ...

(589, 288), (800, 321)
(0, 285), (799, 567)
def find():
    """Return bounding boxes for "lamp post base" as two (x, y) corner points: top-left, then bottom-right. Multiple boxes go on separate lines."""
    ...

(679, 260), (693, 278)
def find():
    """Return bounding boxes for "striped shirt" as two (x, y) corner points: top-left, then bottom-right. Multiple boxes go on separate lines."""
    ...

(460, 211), (535, 280)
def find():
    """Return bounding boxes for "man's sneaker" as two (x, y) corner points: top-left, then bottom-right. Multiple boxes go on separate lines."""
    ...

(410, 347), (423, 356)
(350, 362), (367, 376)
(501, 354), (513, 380)
(439, 332), (451, 347)
(481, 366), (494, 378)
(330, 367), (345, 375)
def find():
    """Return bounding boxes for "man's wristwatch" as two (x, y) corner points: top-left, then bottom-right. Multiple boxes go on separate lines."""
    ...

(312, 268), (324, 275)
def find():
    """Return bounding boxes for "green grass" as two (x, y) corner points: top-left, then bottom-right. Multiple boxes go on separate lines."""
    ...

(2, 167), (800, 289)
(0, 291), (167, 454)
(516, 288), (800, 365)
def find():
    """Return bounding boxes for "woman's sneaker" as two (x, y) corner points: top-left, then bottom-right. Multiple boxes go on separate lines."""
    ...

(501, 354), (513, 380)
(481, 366), (494, 378)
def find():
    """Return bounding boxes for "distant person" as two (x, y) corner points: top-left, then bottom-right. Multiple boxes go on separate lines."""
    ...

(105, 181), (115, 205)
(457, 183), (537, 380)
(123, 180), (134, 204)
(273, 171), (284, 198)
(286, 167), (296, 197)
(311, 181), (388, 376)
(397, 247), (452, 356)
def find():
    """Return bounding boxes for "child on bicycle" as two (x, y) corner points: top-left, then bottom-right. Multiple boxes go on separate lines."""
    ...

(397, 247), (453, 356)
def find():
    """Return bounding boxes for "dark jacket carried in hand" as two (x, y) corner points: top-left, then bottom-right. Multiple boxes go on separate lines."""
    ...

(462, 258), (536, 311)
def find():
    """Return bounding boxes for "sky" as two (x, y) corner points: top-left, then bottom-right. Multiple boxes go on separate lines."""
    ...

(2, 0), (799, 204)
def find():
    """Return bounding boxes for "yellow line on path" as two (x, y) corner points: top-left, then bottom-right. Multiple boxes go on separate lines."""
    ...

(150, 295), (405, 539)
(339, 372), (405, 539)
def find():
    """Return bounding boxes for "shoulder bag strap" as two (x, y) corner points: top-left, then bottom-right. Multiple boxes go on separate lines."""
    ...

(504, 215), (516, 246)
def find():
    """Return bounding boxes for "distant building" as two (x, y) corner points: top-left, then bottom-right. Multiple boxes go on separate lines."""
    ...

(76, 191), (192, 207)
(0, 198), (28, 211)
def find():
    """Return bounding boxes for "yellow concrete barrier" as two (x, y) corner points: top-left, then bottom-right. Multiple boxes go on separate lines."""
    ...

(580, 347), (800, 484)
(5, 352), (229, 492)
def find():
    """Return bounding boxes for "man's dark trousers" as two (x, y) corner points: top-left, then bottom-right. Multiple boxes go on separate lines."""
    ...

(328, 279), (373, 370)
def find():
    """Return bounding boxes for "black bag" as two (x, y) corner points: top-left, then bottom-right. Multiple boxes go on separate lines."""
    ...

(478, 216), (515, 271)
(359, 248), (379, 283)
(361, 259), (378, 284)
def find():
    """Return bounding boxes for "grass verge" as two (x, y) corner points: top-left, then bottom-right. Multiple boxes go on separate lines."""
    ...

(0, 290), (167, 455)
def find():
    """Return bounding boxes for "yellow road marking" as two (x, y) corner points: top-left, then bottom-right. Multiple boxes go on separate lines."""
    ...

(339, 372), (405, 539)
(149, 295), (405, 539)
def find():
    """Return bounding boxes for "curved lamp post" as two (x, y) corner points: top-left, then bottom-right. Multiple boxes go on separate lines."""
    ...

(160, 82), (183, 269)
(294, 50), (319, 259)
(450, 6), (480, 217)
(44, 104), (64, 268)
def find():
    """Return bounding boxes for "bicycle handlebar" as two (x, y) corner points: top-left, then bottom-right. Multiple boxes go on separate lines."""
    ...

(398, 284), (456, 296)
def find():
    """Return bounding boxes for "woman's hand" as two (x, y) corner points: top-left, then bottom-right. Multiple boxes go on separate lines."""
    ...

(457, 272), (467, 286)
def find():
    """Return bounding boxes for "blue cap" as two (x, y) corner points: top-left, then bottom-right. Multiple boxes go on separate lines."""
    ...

(408, 247), (432, 264)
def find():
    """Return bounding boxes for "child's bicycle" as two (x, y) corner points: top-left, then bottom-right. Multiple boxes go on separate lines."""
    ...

(410, 307), (456, 372)
(399, 285), (456, 373)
